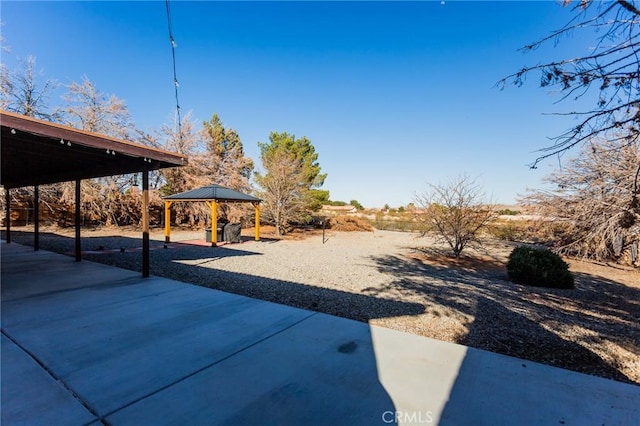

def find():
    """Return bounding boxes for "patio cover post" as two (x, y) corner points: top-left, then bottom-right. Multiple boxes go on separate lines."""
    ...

(164, 200), (172, 243)
(34, 185), (39, 251)
(142, 171), (150, 278)
(5, 188), (10, 244)
(210, 200), (218, 247)
(75, 179), (81, 261)
(254, 202), (260, 241)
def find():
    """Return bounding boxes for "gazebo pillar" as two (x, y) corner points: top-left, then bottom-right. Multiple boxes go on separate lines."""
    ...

(210, 200), (218, 247)
(164, 200), (172, 243)
(254, 202), (260, 241)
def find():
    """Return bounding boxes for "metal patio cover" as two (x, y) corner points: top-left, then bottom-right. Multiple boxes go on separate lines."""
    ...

(1, 109), (187, 278)
(1, 110), (187, 188)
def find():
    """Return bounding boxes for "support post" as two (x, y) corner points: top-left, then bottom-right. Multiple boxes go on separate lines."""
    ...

(164, 201), (172, 243)
(75, 180), (81, 261)
(5, 188), (10, 244)
(142, 171), (150, 278)
(254, 203), (260, 241)
(34, 185), (39, 251)
(323, 219), (326, 244)
(211, 200), (218, 247)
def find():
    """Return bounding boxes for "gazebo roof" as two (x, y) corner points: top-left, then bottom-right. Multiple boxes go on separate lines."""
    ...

(164, 184), (261, 203)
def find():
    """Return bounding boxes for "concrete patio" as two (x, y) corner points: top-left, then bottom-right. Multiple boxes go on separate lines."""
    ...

(2, 241), (639, 425)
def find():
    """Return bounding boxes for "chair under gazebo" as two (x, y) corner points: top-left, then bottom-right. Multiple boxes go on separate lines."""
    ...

(163, 184), (261, 246)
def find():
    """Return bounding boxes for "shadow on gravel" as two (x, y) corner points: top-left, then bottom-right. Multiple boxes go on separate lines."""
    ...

(2, 230), (263, 258)
(367, 253), (639, 385)
(3, 230), (425, 323)
(460, 297), (633, 383)
(1, 233), (404, 424)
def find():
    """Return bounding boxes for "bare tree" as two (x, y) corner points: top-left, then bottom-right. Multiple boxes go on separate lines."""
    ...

(160, 112), (204, 191)
(197, 114), (255, 224)
(0, 55), (57, 120)
(255, 150), (307, 237)
(0, 55), (60, 224)
(415, 175), (496, 258)
(523, 138), (640, 264)
(61, 76), (134, 139)
(60, 77), (140, 225)
(159, 112), (210, 226)
(498, 0), (640, 168)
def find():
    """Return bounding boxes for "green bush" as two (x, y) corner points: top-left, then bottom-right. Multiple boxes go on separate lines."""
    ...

(507, 246), (574, 289)
(498, 208), (521, 216)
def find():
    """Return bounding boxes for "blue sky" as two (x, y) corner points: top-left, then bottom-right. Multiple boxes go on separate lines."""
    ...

(1, 1), (590, 208)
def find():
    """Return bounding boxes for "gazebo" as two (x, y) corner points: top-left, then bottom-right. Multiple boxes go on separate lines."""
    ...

(163, 184), (261, 246)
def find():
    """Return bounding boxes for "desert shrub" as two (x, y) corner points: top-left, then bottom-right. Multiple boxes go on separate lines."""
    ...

(327, 215), (373, 232)
(498, 208), (521, 216)
(414, 175), (497, 258)
(489, 222), (526, 241)
(371, 218), (423, 232)
(507, 246), (574, 289)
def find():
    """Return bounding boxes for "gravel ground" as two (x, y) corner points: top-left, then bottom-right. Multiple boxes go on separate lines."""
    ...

(4, 225), (639, 385)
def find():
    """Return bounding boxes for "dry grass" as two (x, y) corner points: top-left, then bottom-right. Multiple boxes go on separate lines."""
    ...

(369, 241), (640, 385)
(326, 215), (374, 232)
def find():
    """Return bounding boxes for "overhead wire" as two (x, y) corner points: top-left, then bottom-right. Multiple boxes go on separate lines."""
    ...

(165, 0), (182, 140)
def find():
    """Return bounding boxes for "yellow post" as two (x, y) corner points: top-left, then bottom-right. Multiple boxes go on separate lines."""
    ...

(164, 201), (172, 243)
(211, 200), (218, 247)
(254, 203), (260, 241)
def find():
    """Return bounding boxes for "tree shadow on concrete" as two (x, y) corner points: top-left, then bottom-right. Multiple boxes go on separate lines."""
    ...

(367, 252), (639, 384)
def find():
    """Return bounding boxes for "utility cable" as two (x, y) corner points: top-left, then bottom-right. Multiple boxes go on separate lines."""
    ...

(165, 0), (182, 140)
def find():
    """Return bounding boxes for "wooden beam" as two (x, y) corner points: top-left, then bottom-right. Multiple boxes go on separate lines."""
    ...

(142, 171), (149, 278)
(75, 179), (81, 261)
(254, 203), (260, 241)
(164, 200), (172, 243)
(34, 185), (39, 251)
(211, 200), (218, 247)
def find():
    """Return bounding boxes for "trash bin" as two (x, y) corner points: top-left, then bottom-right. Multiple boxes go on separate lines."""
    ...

(217, 224), (225, 242)
(205, 225), (226, 243)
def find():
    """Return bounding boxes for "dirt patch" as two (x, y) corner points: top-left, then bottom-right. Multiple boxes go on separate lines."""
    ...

(567, 258), (639, 287)
(369, 241), (639, 385)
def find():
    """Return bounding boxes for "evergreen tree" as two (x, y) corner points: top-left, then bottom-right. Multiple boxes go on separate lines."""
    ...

(255, 132), (326, 235)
